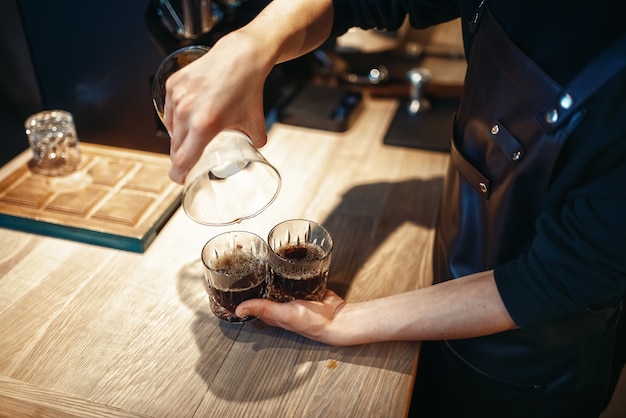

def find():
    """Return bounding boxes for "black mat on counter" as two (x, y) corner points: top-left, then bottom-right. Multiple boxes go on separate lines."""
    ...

(383, 98), (459, 152)
(278, 83), (363, 132)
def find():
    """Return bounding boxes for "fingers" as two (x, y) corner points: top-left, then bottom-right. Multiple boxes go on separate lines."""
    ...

(169, 142), (198, 185)
(168, 115), (268, 184)
(163, 53), (268, 184)
(165, 91), (216, 184)
(241, 110), (269, 149)
(236, 291), (345, 328)
(235, 298), (288, 328)
(248, 129), (268, 149)
(168, 122), (216, 184)
(320, 289), (342, 302)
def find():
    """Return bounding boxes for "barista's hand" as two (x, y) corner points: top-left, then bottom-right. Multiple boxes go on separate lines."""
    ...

(236, 270), (518, 347)
(235, 290), (351, 346)
(163, 31), (271, 184)
(161, 0), (334, 184)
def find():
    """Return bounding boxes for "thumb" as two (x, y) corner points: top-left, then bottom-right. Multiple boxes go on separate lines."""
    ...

(238, 126), (267, 149)
(235, 298), (276, 321)
(238, 106), (268, 149)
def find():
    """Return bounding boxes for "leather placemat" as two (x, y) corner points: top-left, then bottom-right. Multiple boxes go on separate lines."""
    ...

(383, 98), (459, 152)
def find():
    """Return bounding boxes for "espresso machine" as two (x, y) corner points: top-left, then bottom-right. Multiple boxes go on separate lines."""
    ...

(146, 0), (272, 52)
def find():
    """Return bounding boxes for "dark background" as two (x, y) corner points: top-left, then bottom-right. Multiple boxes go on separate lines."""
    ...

(1, 0), (171, 167)
(0, 0), (310, 167)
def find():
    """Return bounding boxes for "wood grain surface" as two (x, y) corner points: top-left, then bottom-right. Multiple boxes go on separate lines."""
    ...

(0, 96), (449, 418)
(0, 144), (182, 252)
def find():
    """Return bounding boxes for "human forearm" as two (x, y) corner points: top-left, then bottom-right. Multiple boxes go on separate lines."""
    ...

(322, 270), (517, 346)
(236, 0), (334, 67)
(236, 269), (518, 347)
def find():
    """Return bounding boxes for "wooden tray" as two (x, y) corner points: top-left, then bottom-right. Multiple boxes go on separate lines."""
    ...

(0, 143), (182, 252)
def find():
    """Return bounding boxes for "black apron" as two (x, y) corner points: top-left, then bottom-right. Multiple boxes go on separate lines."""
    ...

(419, 2), (626, 417)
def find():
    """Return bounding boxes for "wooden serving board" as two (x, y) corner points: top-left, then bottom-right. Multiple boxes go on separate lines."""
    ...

(0, 143), (182, 252)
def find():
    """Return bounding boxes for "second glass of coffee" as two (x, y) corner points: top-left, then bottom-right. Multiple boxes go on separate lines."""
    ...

(267, 219), (333, 302)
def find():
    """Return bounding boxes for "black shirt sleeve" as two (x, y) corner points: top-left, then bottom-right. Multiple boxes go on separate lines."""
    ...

(330, 0), (461, 37)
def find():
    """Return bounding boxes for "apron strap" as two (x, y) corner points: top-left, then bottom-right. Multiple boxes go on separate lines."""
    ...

(538, 33), (626, 133)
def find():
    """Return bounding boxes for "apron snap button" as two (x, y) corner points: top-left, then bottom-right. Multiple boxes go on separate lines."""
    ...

(546, 109), (559, 124)
(560, 93), (573, 109)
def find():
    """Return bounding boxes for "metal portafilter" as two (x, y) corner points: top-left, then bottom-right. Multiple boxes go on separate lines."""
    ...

(407, 67), (432, 114)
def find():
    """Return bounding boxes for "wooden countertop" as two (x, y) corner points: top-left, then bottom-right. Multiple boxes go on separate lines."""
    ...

(0, 96), (449, 417)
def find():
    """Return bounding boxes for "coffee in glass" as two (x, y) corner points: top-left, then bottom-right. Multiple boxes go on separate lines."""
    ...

(267, 219), (333, 302)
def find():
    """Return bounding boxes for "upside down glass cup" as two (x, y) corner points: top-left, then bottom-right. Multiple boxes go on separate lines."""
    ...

(152, 45), (281, 225)
(24, 110), (81, 176)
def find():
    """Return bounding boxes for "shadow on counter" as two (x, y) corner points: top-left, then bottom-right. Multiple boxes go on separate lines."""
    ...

(322, 177), (444, 298)
(175, 176), (444, 401)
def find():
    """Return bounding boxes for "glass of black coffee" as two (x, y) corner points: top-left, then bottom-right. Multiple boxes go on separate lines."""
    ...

(201, 231), (268, 322)
(267, 219), (333, 302)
